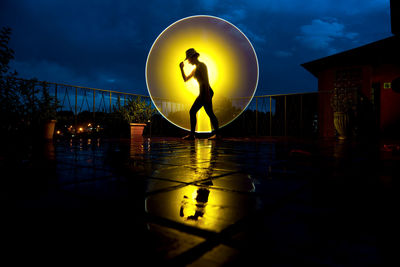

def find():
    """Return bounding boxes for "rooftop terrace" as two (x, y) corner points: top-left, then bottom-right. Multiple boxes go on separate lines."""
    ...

(2, 136), (397, 265)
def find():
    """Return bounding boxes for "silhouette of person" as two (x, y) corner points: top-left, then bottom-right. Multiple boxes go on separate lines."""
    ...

(179, 48), (219, 140)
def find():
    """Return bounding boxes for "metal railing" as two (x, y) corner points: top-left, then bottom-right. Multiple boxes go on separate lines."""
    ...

(39, 80), (150, 118)
(251, 92), (319, 137)
(10, 78), (321, 137)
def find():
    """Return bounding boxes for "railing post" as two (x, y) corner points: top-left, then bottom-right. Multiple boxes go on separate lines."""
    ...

(269, 96), (272, 136)
(32, 80), (35, 117)
(255, 97), (258, 136)
(284, 95), (287, 136)
(54, 84), (58, 108)
(117, 94), (121, 110)
(300, 94), (303, 136)
(75, 86), (78, 129)
(109, 91), (112, 112)
(93, 89), (96, 121)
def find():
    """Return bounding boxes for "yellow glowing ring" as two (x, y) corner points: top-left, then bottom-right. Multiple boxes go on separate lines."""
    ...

(146, 15), (259, 133)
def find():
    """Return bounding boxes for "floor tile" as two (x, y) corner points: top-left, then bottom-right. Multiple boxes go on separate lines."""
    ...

(145, 184), (257, 232)
(147, 223), (206, 260)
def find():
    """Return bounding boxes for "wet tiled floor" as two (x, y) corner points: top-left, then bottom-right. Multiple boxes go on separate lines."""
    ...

(2, 137), (397, 265)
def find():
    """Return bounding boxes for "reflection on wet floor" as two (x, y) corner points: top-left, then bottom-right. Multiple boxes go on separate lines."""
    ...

(3, 137), (396, 265)
(146, 184), (256, 232)
(144, 139), (256, 232)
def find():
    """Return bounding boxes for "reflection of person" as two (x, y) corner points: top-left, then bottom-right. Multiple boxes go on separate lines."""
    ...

(179, 48), (219, 140)
(180, 187), (210, 221)
(179, 140), (216, 221)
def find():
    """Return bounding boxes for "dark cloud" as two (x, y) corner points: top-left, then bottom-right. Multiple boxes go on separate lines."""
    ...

(0, 0), (392, 95)
(297, 18), (359, 55)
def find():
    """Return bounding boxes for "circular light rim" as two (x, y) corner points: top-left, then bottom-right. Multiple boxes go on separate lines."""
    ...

(145, 15), (259, 133)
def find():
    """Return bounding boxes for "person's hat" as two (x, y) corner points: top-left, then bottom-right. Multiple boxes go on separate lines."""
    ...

(185, 48), (199, 60)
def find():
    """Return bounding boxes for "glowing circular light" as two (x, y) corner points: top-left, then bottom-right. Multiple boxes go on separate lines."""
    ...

(146, 15), (258, 133)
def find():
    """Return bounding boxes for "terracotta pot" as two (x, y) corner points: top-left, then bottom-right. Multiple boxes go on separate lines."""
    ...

(333, 112), (349, 140)
(130, 123), (146, 138)
(43, 119), (57, 139)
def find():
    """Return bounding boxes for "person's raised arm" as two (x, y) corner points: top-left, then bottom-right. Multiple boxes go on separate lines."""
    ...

(179, 61), (195, 82)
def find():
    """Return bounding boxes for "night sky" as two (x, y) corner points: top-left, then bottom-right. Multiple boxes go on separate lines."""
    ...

(0, 0), (392, 96)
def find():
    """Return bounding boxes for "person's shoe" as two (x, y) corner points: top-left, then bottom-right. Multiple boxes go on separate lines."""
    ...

(208, 134), (220, 140)
(182, 134), (195, 140)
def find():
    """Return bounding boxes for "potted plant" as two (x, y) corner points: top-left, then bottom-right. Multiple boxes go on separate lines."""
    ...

(120, 96), (155, 138)
(1, 28), (58, 140)
(38, 82), (58, 139)
(330, 87), (354, 140)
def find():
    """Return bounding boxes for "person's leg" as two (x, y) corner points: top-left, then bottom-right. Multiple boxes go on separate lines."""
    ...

(189, 97), (203, 134)
(203, 99), (219, 135)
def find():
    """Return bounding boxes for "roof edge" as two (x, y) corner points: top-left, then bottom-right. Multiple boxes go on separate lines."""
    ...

(301, 35), (399, 77)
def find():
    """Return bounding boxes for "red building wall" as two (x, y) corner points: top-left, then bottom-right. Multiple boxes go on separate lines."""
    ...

(372, 64), (400, 133)
(318, 64), (400, 137)
(317, 66), (372, 137)
(317, 69), (335, 137)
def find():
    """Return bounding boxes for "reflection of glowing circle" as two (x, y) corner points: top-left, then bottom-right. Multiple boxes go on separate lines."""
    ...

(146, 15), (258, 133)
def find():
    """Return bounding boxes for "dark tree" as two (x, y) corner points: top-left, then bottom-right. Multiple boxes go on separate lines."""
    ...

(0, 27), (15, 76)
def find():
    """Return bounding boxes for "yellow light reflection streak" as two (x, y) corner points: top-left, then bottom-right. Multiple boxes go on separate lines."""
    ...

(144, 140), (256, 232)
